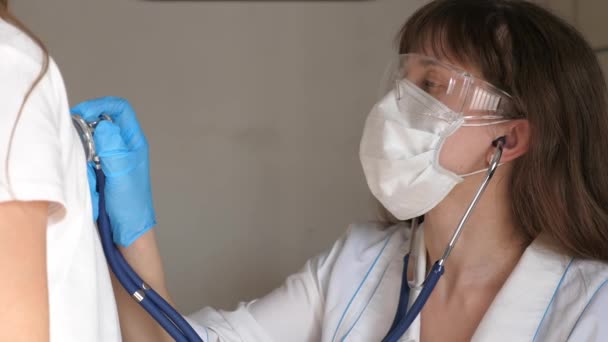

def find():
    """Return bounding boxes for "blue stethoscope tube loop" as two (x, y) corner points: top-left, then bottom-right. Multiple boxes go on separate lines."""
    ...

(96, 169), (191, 342)
(383, 262), (444, 342)
(382, 136), (506, 342)
(112, 240), (201, 340)
(74, 114), (203, 341)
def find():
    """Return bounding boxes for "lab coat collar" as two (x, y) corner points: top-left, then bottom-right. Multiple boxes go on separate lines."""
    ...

(471, 237), (572, 341)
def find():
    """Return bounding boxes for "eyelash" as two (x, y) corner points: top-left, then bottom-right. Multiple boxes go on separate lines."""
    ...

(422, 79), (444, 92)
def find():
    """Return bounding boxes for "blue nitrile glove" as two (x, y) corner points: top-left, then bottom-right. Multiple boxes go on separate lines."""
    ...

(86, 163), (99, 221)
(71, 97), (156, 247)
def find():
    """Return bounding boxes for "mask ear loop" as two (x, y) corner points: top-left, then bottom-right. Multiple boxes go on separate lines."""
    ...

(458, 136), (507, 177)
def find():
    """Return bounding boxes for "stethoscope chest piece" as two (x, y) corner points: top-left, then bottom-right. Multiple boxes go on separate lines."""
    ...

(70, 112), (202, 342)
(71, 114), (112, 165)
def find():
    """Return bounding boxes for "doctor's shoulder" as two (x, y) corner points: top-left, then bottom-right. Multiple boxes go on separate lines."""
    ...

(529, 241), (608, 341)
(560, 258), (608, 341)
(331, 221), (411, 262)
(311, 221), (412, 288)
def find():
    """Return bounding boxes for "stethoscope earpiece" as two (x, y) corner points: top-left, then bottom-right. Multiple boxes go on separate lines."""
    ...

(492, 135), (507, 148)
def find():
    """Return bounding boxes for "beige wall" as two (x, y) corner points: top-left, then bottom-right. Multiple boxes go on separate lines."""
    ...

(12, 0), (424, 313)
(539, 0), (608, 77)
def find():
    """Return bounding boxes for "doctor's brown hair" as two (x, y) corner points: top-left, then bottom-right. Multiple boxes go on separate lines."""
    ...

(381, 0), (608, 260)
(0, 1), (50, 197)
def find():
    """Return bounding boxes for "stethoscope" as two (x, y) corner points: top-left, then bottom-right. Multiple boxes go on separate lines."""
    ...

(72, 113), (504, 342)
(72, 114), (204, 342)
(382, 136), (506, 342)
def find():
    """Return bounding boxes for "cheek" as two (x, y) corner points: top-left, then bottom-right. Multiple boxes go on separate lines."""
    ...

(438, 127), (492, 174)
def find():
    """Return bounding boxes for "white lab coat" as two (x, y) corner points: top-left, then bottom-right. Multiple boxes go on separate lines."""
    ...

(187, 222), (608, 341)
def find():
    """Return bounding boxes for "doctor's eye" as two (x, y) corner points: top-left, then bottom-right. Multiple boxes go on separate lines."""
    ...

(421, 79), (446, 94)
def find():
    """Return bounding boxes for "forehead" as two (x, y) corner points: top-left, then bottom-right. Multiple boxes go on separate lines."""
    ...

(409, 43), (485, 80)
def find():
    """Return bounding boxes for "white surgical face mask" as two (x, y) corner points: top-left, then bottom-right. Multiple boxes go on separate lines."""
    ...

(359, 80), (505, 220)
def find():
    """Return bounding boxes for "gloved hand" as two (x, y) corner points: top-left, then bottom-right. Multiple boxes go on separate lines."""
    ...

(71, 97), (156, 247)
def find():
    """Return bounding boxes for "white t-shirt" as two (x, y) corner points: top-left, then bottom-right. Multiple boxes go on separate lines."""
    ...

(0, 20), (121, 341)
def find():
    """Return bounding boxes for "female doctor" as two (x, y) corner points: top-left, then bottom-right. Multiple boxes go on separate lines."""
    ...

(73, 0), (608, 341)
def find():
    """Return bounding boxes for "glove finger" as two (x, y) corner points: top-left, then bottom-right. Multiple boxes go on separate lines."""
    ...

(94, 121), (138, 176)
(71, 97), (117, 122)
(71, 96), (145, 150)
(93, 121), (129, 156)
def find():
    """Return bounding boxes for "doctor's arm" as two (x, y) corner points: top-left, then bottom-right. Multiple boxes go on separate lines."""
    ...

(0, 201), (50, 342)
(72, 97), (338, 341)
(72, 98), (173, 342)
(111, 228), (174, 342)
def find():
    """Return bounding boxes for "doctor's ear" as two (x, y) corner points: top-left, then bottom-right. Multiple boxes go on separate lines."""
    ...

(488, 119), (530, 164)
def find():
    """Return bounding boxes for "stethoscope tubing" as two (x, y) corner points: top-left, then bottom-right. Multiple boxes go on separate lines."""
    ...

(113, 241), (202, 341)
(382, 261), (444, 342)
(382, 137), (506, 342)
(78, 112), (204, 341)
(96, 168), (191, 341)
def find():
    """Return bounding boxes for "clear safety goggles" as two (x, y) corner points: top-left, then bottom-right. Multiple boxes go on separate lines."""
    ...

(391, 53), (515, 126)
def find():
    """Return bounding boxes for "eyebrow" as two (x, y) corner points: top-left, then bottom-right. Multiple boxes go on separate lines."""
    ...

(416, 55), (469, 75)
(419, 58), (440, 67)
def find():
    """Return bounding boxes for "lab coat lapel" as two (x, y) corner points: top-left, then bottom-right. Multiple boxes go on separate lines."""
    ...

(471, 239), (572, 342)
(330, 227), (409, 342)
